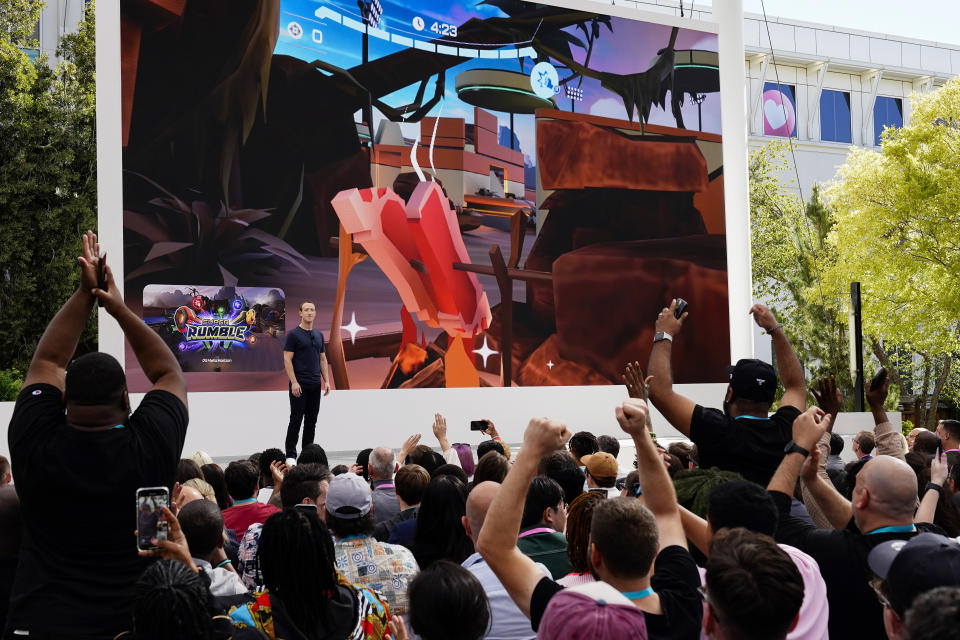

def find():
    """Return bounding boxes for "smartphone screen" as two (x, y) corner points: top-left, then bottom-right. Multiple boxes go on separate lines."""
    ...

(470, 420), (488, 431)
(136, 487), (170, 551)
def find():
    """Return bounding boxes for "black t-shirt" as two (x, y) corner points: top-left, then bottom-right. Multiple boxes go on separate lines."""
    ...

(770, 489), (945, 640)
(689, 405), (802, 485)
(5, 383), (188, 639)
(529, 546), (703, 640)
(283, 326), (325, 385)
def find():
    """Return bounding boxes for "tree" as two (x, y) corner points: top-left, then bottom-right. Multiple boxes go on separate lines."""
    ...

(0, 0), (97, 375)
(750, 141), (854, 403)
(820, 78), (960, 428)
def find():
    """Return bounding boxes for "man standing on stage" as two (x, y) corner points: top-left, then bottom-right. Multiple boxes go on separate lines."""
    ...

(283, 301), (331, 459)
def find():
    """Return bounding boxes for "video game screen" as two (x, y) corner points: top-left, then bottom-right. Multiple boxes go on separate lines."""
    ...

(120, 0), (729, 392)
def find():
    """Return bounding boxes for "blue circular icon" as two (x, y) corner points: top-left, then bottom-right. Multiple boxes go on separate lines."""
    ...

(530, 62), (559, 100)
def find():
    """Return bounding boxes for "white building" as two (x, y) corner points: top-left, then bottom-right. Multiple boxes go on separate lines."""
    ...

(628, 0), (959, 196)
(21, 0), (87, 63)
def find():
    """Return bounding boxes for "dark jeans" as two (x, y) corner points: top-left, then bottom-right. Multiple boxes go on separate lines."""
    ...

(286, 382), (322, 458)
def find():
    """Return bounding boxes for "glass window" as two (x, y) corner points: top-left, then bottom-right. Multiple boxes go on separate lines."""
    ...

(762, 82), (797, 138)
(820, 90), (852, 143)
(874, 97), (903, 146)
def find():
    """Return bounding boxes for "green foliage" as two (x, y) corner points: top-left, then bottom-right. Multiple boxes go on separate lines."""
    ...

(749, 141), (853, 402)
(0, 368), (23, 401)
(0, 0), (97, 373)
(901, 419), (914, 437)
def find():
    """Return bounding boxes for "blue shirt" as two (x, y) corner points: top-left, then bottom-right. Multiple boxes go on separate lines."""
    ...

(283, 326), (325, 385)
(462, 552), (549, 640)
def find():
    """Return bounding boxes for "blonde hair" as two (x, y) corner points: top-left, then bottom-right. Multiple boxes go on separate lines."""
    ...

(183, 477), (216, 502)
(189, 450), (215, 467)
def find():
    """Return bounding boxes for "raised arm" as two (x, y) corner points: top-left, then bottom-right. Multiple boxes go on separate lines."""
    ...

(616, 398), (686, 548)
(768, 407), (830, 498)
(865, 371), (905, 461)
(678, 505), (711, 555)
(92, 264), (187, 407)
(799, 446), (852, 529)
(24, 232), (100, 390)
(915, 451), (947, 524)
(646, 299), (696, 437)
(476, 417), (571, 618)
(750, 304), (806, 410)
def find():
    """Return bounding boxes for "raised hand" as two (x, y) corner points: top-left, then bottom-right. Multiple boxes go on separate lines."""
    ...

(810, 376), (842, 421)
(398, 433), (421, 461)
(748, 303), (779, 332)
(792, 406), (831, 451)
(522, 417), (571, 458)
(615, 398), (651, 438)
(138, 506), (197, 571)
(931, 450), (948, 486)
(270, 460), (288, 486)
(482, 419), (499, 439)
(655, 299), (687, 335)
(432, 413), (447, 441)
(865, 368), (890, 409)
(800, 445), (822, 482)
(89, 262), (125, 316)
(77, 230), (101, 292)
(169, 482), (184, 517)
(623, 361), (653, 401)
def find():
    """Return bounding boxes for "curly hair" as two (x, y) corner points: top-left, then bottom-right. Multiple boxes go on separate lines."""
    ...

(565, 491), (605, 573)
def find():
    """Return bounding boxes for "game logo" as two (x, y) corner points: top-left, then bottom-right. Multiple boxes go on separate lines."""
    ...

(143, 285), (286, 373)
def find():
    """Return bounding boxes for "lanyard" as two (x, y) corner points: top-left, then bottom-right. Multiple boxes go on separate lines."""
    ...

(733, 415), (768, 421)
(622, 587), (655, 600)
(375, 483), (395, 490)
(232, 498), (257, 506)
(518, 527), (556, 539)
(338, 534), (371, 543)
(866, 525), (916, 535)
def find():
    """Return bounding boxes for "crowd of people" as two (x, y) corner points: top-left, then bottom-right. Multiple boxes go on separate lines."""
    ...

(3, 232), (960, 640)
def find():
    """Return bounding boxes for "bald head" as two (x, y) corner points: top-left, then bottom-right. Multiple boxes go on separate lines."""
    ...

(465, 481), (500, 542)
(858, 456), (918, 520)
(178, 485), (206, 508)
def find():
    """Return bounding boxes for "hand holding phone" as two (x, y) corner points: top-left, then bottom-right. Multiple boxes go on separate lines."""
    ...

(870, 368), (887, 392)
(470, 420), (491, 431)
(674, 298), (688, 319)
(96, 253), (108, 307)
(136, 487), (170, 551)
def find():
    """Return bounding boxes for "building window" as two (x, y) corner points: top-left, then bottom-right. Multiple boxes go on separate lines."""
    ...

(820, 90), (852, 143)
(874, 96), (903, 146)
(762, 82), (797, 137)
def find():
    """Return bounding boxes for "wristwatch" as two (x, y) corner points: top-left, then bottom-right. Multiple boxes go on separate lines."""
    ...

(783, 440), (810, 457)
(653, 331), (673, 343)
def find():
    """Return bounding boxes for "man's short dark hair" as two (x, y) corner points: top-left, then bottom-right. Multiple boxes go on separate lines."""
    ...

(224, 460), (259, 500)
(667, 442), (698, 469)
(298, 444), (328, 467)
(568, 431), (599, 462)
(855, 430), (876, 455)
(409, 560), (490, 640)
(280, 463), (332, 508)
(904, 586), (960, 640)
(707, 481), (778, 537)
(538, 450), (586, 505)
(940, 420), (960, 442)
(418, 451), (446, 476)
(432, 464), (468, 484)
(65, 352), (126, 406)
(521, 476), (564, 529)
(596, 435), (620, 458)
(705, 528), (804, 640)
(914, 430), (940, 456)
(829, 433), (844, 456)
(396, 464), (430, 505)
(591, 497), (659, 579)
(326, 511), (376, 539)
(177, 500), (224, 558)
(259, 448), (286, 485)
(299, 300), (315, 311)
(476, 440), (505, 460)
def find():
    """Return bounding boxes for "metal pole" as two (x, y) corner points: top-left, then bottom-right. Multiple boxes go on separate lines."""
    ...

(850, 282), (865, 411)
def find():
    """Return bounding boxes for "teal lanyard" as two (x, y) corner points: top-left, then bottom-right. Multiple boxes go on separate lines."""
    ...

(621, 587), (655, 600)
(866, 525), (916, 535)
(232, 498), (257, 506)
(734, 415), (768, 421)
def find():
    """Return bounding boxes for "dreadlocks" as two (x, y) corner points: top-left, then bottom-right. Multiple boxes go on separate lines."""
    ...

(133, 559), (212, 640)
(257, 508), (339, 632)
(565, 491), (605, 573)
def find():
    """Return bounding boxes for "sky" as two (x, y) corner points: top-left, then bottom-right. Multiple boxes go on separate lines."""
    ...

(703, 0), (960, 46)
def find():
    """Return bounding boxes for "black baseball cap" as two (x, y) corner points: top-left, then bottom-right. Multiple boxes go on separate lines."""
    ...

(726, 359), (777, 403)
(868, 532), (960, 614)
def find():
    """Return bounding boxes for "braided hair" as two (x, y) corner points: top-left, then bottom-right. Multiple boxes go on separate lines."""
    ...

(133, 559), (213, 640)
(257, 508), (339, 632)
(565, 491), (605, 573)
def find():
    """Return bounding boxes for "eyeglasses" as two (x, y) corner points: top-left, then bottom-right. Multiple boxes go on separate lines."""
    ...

(869, 576), (892, 609)
(698, 586), (724, 624)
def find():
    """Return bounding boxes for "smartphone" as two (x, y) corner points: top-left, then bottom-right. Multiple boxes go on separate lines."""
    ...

(96, 252), (107, 307)
(470, 420), (490, 431)
(136, 486), (169, 551)
(870, 367), (887, 392)
(674, 298), (689, 319)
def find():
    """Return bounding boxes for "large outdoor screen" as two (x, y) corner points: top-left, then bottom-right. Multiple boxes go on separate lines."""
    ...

(120, 0), (729, 392)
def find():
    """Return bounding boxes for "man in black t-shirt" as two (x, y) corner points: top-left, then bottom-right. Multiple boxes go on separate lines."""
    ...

(5, 232), (189, 639)
(476, 399), (703, 640)
(646, 300), (807, 486)
(282, 301), (331, 459)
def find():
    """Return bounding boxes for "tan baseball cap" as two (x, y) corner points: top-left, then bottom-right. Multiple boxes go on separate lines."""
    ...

(582, 452), (619, 479)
